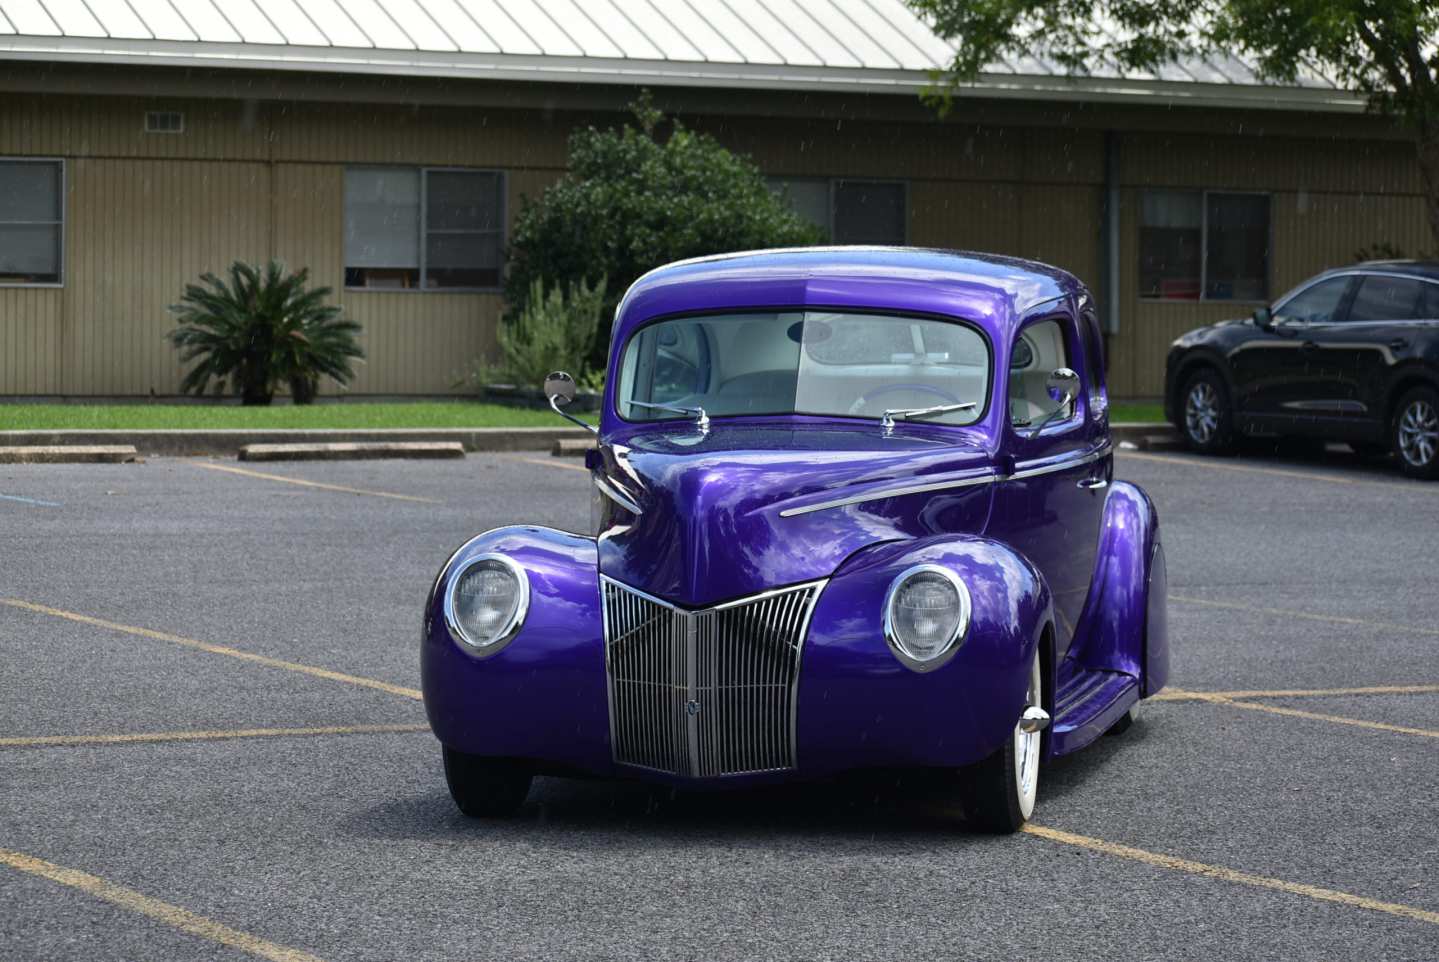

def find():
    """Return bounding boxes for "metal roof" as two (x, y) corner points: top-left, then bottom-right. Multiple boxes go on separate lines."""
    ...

(0, 0), (1367, 111)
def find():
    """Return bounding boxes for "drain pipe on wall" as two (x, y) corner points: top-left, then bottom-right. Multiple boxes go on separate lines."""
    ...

(1101, 132), (1122, 352)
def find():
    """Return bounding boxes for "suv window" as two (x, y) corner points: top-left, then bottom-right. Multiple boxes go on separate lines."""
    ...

(1422, 281), (1439, 319)
(1009, 318), (1074, 428)
(1274, 277), (1350, 324)
(1348, 275), (1425, 322)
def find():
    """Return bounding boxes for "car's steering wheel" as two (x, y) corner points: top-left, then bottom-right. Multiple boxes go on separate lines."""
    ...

(847, 383), (960, 416)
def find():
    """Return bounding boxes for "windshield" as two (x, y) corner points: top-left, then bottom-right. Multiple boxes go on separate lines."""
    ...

(616, 311), (990, 427)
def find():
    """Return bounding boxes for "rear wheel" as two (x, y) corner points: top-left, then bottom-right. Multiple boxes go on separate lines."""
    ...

(1180, 369), (1234, 454)
(1392, 386), (1439, 480)
(442, 747), (532, 817)
(961, 651), (1043, 833)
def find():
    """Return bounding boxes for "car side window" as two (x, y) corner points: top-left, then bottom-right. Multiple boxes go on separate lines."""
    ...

(1008, 318), (1074, 428)
(1422, 282), (1439, 319)
(1273, 277), (1350, 324)
(1347, 276), (1425, 322)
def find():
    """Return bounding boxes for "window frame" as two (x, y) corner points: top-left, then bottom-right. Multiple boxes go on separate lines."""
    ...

(0, 157), (65, 289)
(1005, 313), (1085, 440)
(768, 176), (909, 246)
(1271, 270), (1439, 326)
(343, 165), (506, 294)
(1138, 188), (1271, 305)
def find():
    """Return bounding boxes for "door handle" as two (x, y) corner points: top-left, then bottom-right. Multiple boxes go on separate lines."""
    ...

(1077, 477), (1108, 490)
(1300, 340), (1320, 352)
(1390, 337), (1409, 351)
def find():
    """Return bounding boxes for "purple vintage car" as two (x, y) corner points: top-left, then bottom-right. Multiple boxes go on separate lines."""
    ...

(422, 248), (1168, 832)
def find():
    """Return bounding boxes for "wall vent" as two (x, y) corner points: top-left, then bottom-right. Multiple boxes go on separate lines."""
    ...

(144, 111), (184, 134)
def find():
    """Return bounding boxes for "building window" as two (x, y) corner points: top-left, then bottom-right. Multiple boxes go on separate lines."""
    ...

(0, 159), (63, 286)
(344, 167), (503, 291)
(768, 178), (907, 245)
(1139, 190), (1269, 301)
(144, 111), (185, 134)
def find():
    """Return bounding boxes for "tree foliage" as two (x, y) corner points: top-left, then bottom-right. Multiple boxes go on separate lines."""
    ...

(505, 93), (823, 365)
(492, 275), (608, 389)
(908, 0), (1439, 246)
(167, 260), (364, 405)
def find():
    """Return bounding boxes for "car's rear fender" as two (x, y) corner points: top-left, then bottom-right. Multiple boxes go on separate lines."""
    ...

(1068, 481), (1168, 696)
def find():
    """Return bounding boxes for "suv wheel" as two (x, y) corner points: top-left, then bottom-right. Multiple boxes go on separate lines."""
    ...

(1392, 386), (1439, 480)
(1180, 369), (1233, 454)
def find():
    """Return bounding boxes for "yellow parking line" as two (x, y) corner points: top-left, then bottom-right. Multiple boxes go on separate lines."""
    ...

(0, 847), (326, 961)
(0, 723), (429, 749)
(193, 461), (442, 504)
(1217, 697), (1439, 738)
(1156, 684), (1439, 702)
(1118, 450), (1370, 485)
(0, 599), (422, 701)
(500, 453), (590, 473)
(1171, 594), (1439, 638)
(1022, 824), (1439, 927)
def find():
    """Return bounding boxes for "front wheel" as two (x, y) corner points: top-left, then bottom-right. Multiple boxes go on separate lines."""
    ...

(1180, 369), (1234, 454)
(960, 651), (1043, 833)
(1392, 386), (1439, 480)
(442, 747), (532, 817)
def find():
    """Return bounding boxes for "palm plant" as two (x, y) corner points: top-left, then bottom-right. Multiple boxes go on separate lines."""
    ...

(167, 260), (364, 405)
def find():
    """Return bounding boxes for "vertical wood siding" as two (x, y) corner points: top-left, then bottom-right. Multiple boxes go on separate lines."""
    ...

(0, 94), (1428, 397)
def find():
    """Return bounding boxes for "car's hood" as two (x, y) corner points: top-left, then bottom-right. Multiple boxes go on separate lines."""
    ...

(595, 422), (996, 608)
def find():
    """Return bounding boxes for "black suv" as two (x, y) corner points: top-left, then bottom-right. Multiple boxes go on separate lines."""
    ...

(1164, 261), (1439, 479)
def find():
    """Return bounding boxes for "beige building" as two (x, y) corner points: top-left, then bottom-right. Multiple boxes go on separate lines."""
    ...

(0, 1), (1429, 400)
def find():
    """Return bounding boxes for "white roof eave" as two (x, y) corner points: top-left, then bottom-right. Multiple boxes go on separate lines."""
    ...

(0, 36), (1370, 113)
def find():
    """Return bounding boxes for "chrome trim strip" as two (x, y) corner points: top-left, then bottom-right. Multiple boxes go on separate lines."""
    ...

(1280, 399), (1368, 413)
(593, 474), (642, 515)
(779, 441), (1113, 517)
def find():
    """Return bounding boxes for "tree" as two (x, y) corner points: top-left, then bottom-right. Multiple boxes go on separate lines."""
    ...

(167, 260), (364, 405)
(907, 0), (1439, 248)
(505, 93), (823, 367)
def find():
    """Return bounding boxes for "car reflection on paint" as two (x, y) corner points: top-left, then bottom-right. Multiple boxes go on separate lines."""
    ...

(422, 248), (1168, 833)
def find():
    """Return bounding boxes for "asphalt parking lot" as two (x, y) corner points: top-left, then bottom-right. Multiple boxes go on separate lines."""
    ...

(2, 446), (1436, 961)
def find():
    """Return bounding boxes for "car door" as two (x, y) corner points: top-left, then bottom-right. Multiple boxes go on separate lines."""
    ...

(1306, 273), (1429, 440)
(1231, 274), (1356, 428)
(995, 314), (1107, 659)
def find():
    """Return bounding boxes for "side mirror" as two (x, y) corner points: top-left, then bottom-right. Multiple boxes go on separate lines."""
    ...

(1253, 306), (1274, 330)
(544, 371), (577, 406)
(1027, 367), (1080, 436)
(542, 370), (597, 436)
(1046, 367), (1080, 407)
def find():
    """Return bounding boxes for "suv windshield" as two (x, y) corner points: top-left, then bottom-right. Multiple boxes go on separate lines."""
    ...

(616, 311), (990, 427)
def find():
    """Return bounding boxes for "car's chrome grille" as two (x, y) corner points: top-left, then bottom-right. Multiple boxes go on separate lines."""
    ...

(601, 578), (824, 777)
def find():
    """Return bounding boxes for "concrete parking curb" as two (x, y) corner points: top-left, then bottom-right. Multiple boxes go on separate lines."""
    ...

(0, 445), (138, 464)
(240, 442), (466, 462)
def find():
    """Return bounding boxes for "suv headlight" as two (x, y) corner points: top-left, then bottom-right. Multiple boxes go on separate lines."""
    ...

(883, 564), (970, 671)
(444, 553), (529, 655)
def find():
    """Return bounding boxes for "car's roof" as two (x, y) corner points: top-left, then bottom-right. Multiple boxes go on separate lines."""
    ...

(612, 247), (1086, 346)
(1346, 260), (1439, 280)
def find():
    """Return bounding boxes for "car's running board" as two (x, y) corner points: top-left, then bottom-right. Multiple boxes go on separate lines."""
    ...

(1051, 667), (1140, 756)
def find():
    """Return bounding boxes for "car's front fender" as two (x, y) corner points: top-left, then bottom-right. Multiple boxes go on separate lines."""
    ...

(796, 534), (1054, 773)
(421, 526), (611, 772)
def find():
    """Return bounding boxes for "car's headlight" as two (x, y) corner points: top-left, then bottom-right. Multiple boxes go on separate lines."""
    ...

(444, 553), (529, 654)
(883, 564), (970, 671)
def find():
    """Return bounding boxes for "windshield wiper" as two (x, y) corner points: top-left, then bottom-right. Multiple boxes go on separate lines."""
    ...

(881, 401), (977, 431)
(629, 400), (710, 431)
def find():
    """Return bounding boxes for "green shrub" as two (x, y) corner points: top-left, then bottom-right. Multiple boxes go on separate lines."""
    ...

(464, 275), (607, 391)
(505, 92), (822, 368)
(167, 260), (363, 405)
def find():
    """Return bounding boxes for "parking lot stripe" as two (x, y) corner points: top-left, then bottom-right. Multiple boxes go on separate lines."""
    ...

(0, 493), (62, 507)
(0, 723), (429, 749)
(1022, 824), (1439, 927)
(0, 599), (422, 701)
(501, 453), (589, 473)
(1172, 594), (1439, 638)
(193, 461), (442, 504)
(0, 847), (327, 961)
(1156, 684), (1439, 701)
(1213, 697), (1439, 738)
